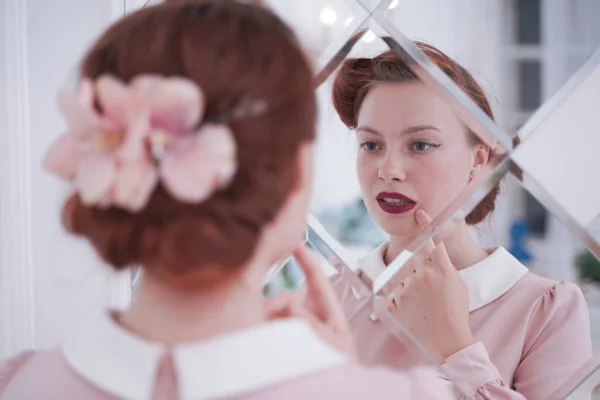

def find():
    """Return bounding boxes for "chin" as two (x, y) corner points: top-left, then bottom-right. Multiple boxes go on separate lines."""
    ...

(372, 212), (420, 238)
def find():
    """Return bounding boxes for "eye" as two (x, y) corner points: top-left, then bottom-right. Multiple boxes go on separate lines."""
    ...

(360, 141), (381, 152)
(411, 141), (439, 152)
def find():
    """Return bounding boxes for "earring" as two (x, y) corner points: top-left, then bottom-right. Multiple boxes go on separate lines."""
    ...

(469, 170), (475, 182)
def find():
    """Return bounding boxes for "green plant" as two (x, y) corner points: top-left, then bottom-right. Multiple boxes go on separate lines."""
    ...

(575, 249), (600, 283)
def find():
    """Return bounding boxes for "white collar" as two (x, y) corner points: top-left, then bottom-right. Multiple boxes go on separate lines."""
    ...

(62, 313), (347, 400)
(359, 244), (528, 312)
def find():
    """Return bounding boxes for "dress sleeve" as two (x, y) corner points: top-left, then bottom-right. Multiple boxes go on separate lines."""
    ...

(441, 343), (527, 399)
(513, 282), (592, 399)
(404, 367), (456, 399)
(0, 351), (36, 396)
(440, 282), (592, 399)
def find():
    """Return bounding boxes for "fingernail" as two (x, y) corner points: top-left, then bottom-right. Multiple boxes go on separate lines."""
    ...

(416, 209), (426, 218)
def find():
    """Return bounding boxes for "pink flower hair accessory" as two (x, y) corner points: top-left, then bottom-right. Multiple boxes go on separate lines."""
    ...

(43, 74), (241, 212)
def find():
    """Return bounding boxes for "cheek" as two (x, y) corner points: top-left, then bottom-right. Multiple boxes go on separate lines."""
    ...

(356, 153), (376, 190)
(412, 159), (468, 210)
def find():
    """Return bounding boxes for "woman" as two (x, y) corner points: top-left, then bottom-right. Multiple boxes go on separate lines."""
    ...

(0, 2), (454, 399)
(330, 44), (593, 399)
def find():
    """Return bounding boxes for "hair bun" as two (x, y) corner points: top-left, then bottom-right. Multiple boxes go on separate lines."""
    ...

(349, 57), (373, 71)
(332, 57), (376, 128)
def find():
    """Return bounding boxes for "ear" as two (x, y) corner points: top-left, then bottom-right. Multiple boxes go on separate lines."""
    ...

(471, 144), (489, 171)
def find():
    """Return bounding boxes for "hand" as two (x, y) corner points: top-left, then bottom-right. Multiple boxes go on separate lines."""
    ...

(263, 245), (358, 362)
(389, 209), (475, 365)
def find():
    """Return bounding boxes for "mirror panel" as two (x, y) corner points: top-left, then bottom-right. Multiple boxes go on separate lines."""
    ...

(130, 1), (600, 398)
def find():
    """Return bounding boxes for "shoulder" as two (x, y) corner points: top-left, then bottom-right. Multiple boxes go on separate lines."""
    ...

(0, 349), (66, 396)
(514, 272), (587, 312)
(0, 351), (36, 395)
(519, 272), (587, 313)
(517, 273), (591, 352)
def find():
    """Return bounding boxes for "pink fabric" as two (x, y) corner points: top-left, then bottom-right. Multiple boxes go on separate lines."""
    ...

(0, 348), (453, 399)
(332, 269), (593, 400)
(0, 352), (35, 395)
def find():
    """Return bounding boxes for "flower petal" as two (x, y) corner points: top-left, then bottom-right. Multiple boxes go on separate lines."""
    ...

(159, 136), (215, 203)
(196, 124), (237, 187)
(117, 105), (151, 163)
(76, 79), (95, 110)
(142, 77), (204, 133)
(95, 75), (134, 128)
(130, 74), (163, 93)
(75, 154), (116, 206)
(58, 91), (102, 138)
(114, 159), (158, 212)
(96, 187), (115, 209)
(43, 133), (88, 180)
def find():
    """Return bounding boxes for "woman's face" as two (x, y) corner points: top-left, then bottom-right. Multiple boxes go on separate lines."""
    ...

(356, 82), (487, 237)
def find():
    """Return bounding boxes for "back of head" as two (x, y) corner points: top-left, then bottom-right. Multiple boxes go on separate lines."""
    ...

(59, 0), (316, 285)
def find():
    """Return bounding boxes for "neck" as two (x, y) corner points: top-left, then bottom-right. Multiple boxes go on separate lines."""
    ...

(386, 221), (489, 270)
(118, 268), (266, 346)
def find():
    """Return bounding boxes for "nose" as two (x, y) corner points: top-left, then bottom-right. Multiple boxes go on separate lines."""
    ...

(377, 153), (407, 182)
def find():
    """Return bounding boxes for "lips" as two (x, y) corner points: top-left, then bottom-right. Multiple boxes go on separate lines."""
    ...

(376, 191), (417, 215)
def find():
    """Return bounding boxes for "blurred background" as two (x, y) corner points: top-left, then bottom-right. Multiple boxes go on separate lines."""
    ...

(1, 0), (599, 369)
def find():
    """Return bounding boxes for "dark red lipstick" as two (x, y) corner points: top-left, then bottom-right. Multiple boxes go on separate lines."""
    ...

(376, 192), (417, 214)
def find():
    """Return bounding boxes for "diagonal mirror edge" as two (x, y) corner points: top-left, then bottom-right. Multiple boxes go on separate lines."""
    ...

(351, 0), (387, 13)
(363, 16), (510, 149)
(263, 229), (308, 284)
(345, 294), (375, 321)
(369, 6), (514, 151)
(307, 214), (358, 271)
(314, 24), (367, 87)
(304, 233), (374, 303)
(511, 160), (600, 259)
(548, 353), (600, 400)
(364, 297), (494, 398)
(518, 46), (600, 142)
(313, 0), (389, 87)
(357, 295), (483, 396)
(263, 255), (294, 286)
(365, 296), (438, 364)
(313, 0), (393, 81)
(314, 6), (371, 76)
(374, 159), (511, 293)
(306, 214), (373, 296)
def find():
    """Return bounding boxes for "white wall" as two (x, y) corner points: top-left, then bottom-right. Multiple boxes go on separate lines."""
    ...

(0, 0), (130, 360)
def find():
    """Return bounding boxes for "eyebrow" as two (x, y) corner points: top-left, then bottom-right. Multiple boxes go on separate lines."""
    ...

(356, 125), (441, 135)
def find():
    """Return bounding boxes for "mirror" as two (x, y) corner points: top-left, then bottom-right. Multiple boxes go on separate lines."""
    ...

(261, 0), (600, 398)
(128, 0), (600, 398)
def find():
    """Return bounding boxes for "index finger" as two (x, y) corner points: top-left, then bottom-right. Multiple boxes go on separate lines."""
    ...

(429, 242), (453, 271)
(412, 209), (436, 255)
(293, 245), (347, 328)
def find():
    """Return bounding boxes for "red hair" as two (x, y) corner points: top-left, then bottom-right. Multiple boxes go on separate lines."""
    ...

(63, 0), (316, 285)
(332, 41), (501, 225)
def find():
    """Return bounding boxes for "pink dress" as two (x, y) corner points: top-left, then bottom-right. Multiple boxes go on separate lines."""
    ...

(0, 314), (453, 400)
(333, 245), (593, 399)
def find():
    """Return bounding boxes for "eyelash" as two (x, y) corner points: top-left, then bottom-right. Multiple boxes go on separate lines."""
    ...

(359, 140), (440, 153)
(411, 141), (441, 152)
(359, 141), (381, 152)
